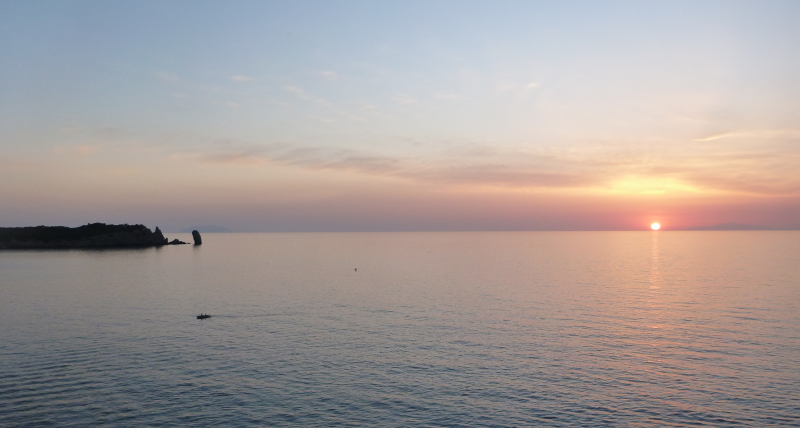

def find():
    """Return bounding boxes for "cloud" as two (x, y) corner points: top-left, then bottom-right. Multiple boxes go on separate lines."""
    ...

(280, 86), (366, 121)
(197, 149), (269, 165)
(0, 158), (43, 169)
(685, 165), (800, 195)
(673, 149), (800, 195)
(317, 71), (338, 80)
(415, 165), (597, 188)
(434, 92), (466, 101)
(177, 141), (606, 190)
(231, 75), (253, 82)
(394, 95), (417, 105)
(54, 144), (102, 156)
(155, 71), (180, 83)
(694, 131), (737, 141)
(495, 83), (515, 92)
(493, 81), (541, 96)
(75, 145), (97, 156)
(695, 128), (800, 142)
(316, 155), (403, 174)
(172, 131), (800, 196)
(284, 85), (310, 100)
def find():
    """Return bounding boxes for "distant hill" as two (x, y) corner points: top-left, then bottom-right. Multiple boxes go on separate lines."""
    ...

(685, 223), (783, 231)
(179, 225), (233, 233)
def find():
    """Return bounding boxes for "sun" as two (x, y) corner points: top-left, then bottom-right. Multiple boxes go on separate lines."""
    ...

(650, 223), (661, 230)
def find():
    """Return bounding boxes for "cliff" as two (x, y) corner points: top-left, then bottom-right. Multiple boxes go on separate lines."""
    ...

(0, 223), (187, 249)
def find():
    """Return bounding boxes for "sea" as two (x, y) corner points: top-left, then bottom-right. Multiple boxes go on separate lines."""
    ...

(1, 232), (798, 427)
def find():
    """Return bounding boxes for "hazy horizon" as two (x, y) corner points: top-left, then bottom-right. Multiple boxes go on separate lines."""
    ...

(2, 1), (799, 231)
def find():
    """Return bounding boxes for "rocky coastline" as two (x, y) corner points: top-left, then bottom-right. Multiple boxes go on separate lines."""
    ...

(0, 223), (189, 249)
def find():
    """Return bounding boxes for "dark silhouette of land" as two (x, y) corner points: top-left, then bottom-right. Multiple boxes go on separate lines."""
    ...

(0, 223), (188, 249)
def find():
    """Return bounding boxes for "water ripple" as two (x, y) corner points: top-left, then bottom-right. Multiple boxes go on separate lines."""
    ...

(1, 232), (799, 426)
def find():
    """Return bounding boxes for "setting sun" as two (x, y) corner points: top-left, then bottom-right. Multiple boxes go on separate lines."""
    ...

(651, 223), (661, 230)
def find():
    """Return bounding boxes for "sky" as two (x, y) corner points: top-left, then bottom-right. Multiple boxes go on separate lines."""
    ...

(1, 0), (799, 231)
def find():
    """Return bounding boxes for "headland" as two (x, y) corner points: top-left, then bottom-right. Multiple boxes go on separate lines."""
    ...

(0, 223), (188, 249)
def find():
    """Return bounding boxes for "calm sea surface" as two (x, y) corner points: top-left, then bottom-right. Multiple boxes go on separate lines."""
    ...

(1, 232), (799, 427)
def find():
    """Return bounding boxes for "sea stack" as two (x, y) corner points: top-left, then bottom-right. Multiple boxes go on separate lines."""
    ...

(154, 227), (168, 245)
(192, 230), (202, 245)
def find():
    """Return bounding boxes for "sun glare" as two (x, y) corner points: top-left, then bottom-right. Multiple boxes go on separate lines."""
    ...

(651, 223), (661, 230)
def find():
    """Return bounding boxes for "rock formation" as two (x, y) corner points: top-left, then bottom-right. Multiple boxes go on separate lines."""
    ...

(192, 230), (202, 245)
(0, 223), (188, 249)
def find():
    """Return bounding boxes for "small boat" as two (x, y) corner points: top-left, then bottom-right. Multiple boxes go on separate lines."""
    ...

(197, 313), (211, 319)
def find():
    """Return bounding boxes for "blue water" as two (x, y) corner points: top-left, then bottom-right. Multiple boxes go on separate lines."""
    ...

(1, 232), (799, 427)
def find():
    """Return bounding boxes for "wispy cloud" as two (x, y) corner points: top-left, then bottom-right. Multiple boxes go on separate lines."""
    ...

(195, 149), (269, 165)
(694, 128), (800, 142)
(493, 81), (541, 96)
(317, 71), (338, 80)
(0, 157), (44, 168)
(495, 83), (515, 93)
(694, 131), (737, 141)
(284, 85), (310, 100)
(175, 142), (607, 190)
(173, 136), (800, 196)
(434, 92), (466, 101)
(231, 75), (253, 82)
(668, 150), (800, 195)
(280, 85), (367, 121)
(75, 145), (98, 156)
(394, 95), (417, 105)
(416, 165), (597, 188)
(54, 144), (102, 156)
(155, 71), (180, 83)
